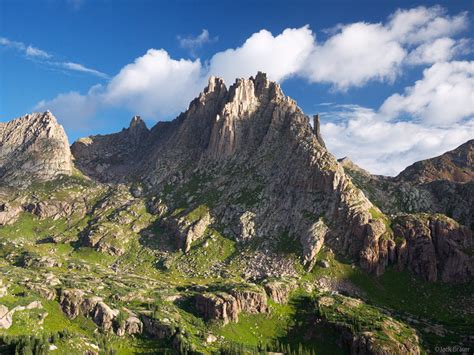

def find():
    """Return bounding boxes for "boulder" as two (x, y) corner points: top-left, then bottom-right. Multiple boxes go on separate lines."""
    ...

(141, 316), (176, 339)
(59, 289), (85, 319)
(0, 305), (13, 329)
(165, 209), (211, 253)
(0, 203), (22, 225)
(117, 315), (143, 336)
(92, 301), (119, 332)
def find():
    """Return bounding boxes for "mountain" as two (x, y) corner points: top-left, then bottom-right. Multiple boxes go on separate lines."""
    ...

(0, 73), (472, 354)
(341, 141), (474, 230)
(396, 140), (474, 183)
(0, 111), (73, 187)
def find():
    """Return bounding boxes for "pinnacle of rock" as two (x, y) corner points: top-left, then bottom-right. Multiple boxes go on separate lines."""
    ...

(312, 114), (326, 148)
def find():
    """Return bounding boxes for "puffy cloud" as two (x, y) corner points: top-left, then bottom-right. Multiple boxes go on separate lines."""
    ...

(380, 61), (474, 125)
(38, 50), (204, 123)
(321, 104), (474, 175)
(104, 49), (204, 117)
(387, 6), (468, 45)
(406, 38), (470, 65)
(209, 26), (315, 83)
(302, 23), (405, 89)
(302, 6), (469, 89)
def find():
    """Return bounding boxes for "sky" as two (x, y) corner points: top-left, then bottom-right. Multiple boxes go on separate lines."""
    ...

(0, 0), (473, 176)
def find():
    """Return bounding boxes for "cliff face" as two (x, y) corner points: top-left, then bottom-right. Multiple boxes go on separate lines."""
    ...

(0, 111), (73, 187)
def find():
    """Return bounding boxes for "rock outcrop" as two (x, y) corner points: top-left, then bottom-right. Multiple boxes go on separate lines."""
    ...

(59, 288), (140, 335)
(60, 289), (85, 319)
(264, 280), (297, 304)
(0, 305), (13, 329)
(392, 214), (473, 282)
(195, 286), (268, 324)
(195, 292), (240, 324)
(163, 208), (212, 252)
(141, 316), (177, 339)
(0, 111), (73, 187)
(0, 202), (22, 225)
(316, 294), (421, 355)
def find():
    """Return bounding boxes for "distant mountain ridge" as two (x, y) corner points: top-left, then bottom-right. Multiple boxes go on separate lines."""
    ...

(396, 139), (474, 183)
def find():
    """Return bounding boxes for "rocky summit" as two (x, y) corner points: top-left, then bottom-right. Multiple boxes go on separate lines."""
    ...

(0, 111), (73, 187)
(0, 73), (473, 354)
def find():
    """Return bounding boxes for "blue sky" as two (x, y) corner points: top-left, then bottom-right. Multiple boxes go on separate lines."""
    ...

(1, 0), (473, 175)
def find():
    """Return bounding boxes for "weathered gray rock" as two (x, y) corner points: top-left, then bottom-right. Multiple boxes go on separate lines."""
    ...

(71, 116), (149, 182)
(0, 305), (13, 329)
(141, 316), (176, 339)
(0, 111), (73, 187)
(59, 289), (85, 319)
(264, 281), (297, 304)
(164, 210), (211, 252)
(230, 288), (268, 314)
(26, 283), (56, 300)
(24, 200), (83, 220)
(117, 314), (143, 336)
(0, 203), (22, 225)
(195, 292), (240, 324)
(195, 286), (268, 324)
(92, 301), (119, 332)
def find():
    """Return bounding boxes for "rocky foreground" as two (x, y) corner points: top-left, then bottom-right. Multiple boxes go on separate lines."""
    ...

(0, 73), (473, 354)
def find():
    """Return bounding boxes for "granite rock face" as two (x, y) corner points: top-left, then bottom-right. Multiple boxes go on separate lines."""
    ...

(0, 111), (73, 187)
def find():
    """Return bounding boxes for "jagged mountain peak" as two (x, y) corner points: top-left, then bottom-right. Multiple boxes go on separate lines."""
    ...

(128, 115), (147, 130)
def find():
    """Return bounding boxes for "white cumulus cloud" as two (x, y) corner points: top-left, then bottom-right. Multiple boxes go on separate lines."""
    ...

(209, 26), (315, 83)
(380, 61), (474, 125)
(321, 104), (474, 175)
(104, 49), (204, 117)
